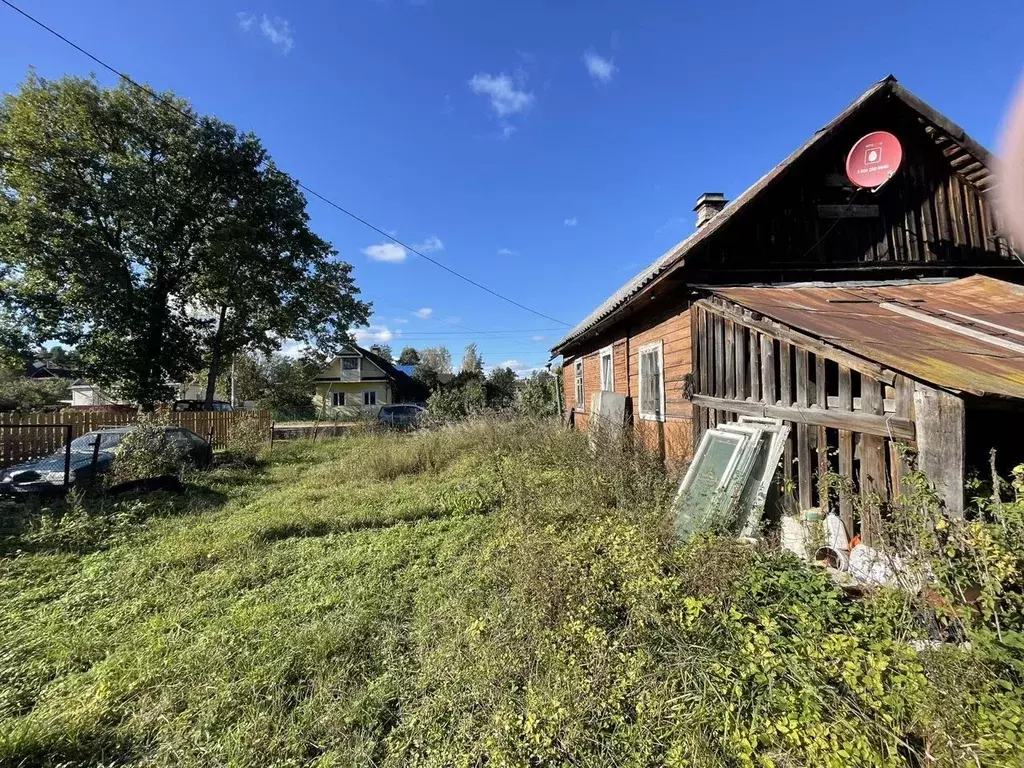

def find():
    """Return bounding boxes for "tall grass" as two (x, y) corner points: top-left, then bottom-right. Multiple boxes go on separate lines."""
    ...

(0, 418), (1021, 766)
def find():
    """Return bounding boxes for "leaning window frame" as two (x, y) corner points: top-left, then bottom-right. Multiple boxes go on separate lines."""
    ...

(574, 358), (585, 411)
(638, 341), (666, 422)
(598, 345), (614, 392)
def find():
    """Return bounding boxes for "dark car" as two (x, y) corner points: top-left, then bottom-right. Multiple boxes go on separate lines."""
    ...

(0, 426), (212, 494)
(172, 399), (233, 413)
(377, 404), (427, 429)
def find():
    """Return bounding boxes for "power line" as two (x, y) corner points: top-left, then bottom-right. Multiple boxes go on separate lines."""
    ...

(0, 0), (571, 328)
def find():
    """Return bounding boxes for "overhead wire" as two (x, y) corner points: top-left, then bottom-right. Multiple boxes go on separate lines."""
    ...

(0, 0), (572, 328)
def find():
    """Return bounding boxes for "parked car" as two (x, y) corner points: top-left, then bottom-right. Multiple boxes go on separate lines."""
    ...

(172, 399), (233, 412)
(0, 426), (212, 494)
(377, 404), (427, 429)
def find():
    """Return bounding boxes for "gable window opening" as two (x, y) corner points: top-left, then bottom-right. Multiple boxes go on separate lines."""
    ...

(574, 359), (584, 411)
(363, 390), (377, 406)
(639, 342), (665, 421)
(599, 346), (614, 392)
(331, 391), (345, 407)
(342, 357), (359, 371)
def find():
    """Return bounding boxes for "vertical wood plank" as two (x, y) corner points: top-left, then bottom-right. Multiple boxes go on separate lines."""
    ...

(795, 348), (812, 510)
(914, 384), (965, 518)
(837, 366), (854, 532)
(698, 308), (710, 399)
(749, 328), (760, 402)
(760, 335), (776, 404)
(724, 319), (735, 399)
(734, 322), (747, 400)
(714, 314), (726, 398)
(779, 341), (792, 406)
(859, 377), (887, 545)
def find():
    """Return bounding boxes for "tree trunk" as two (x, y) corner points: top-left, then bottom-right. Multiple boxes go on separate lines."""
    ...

(204, 304), (229, 408)
(138, 278), (169, 412)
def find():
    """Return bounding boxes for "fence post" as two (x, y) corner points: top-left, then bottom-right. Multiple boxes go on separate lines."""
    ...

(270, 421), (276, 452)
(63, 424), (73, 488)
(91, 434), (102, 489)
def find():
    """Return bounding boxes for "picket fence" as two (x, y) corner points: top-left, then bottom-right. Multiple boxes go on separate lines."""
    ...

(0, 410), (272, 469)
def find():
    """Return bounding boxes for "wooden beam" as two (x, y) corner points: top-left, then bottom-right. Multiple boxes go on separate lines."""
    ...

(734, 322), (747, 400)
(817, 204), (879, 218)
(913, 384), (965, 518)
(837, 366), (854, 534)
(697, 299), (897, 386)
(690, 394), (915, 440)
(880, 302), (1024, 356)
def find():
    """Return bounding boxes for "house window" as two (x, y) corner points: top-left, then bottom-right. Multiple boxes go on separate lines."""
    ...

(363, 390), (377, 406)
(639, 342), (665, 421)
(599, 346), (614, 391)
(574, 359), (584, 411)
(331, 391), (345, 407)
(342, 357), (359, 371)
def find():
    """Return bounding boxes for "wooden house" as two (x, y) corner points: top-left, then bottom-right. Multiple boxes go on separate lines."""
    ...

(552, 76), (1023, 534)
(314, 345), (428, 419)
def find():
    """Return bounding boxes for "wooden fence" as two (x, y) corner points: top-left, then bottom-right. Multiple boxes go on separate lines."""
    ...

(0, 410), (272, 469)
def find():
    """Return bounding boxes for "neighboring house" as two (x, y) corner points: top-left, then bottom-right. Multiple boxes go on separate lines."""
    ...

(314, 345), (429, 419)
(553, 75), (1022, 527)
(25, 362), (79, 380)
(66, 380), (223, 409)
(68, 381), (130, 409)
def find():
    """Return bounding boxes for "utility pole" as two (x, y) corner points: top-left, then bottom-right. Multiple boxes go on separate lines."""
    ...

(230, 358), (236, 408)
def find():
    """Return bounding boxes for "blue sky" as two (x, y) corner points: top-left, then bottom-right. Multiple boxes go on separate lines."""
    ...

(2, 0), (1023, 374)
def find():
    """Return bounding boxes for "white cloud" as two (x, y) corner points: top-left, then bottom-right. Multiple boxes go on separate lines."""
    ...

(564, 217), (578, 227)
(582, 50), (616, 83)
(531, 335), (546, 343)
(497, 248), (518, 256)
(413, 307), (433, 319)
(414, 235), (444, 254)
(260, 16), (294, 53)
(363, 242), (408, 263)
(238, 12), (294, 53)
(469, 72), (534, 117)
(354, 325), (397, 344)
(278, 338), (304, 358)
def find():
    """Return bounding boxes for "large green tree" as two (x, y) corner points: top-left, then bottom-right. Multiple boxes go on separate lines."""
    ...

(0, 72), (368, 409)
(397, 346), (420, 365)
(461, 342), (483, 375)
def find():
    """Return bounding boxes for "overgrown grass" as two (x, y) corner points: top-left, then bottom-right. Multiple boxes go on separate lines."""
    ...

(1, 419), (1021, 766)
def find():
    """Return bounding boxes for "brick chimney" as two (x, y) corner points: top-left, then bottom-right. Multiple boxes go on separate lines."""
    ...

(694, 192), (728, 230)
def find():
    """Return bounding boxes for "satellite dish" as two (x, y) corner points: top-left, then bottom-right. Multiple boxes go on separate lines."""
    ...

(845, 131), (903, 189)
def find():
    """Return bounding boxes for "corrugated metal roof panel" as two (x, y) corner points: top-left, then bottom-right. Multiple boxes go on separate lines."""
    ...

(711, 275), (1024, 400)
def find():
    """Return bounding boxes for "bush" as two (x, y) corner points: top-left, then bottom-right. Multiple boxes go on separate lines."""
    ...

(225, 413), (267, 465)
(110, 416), (190, 485)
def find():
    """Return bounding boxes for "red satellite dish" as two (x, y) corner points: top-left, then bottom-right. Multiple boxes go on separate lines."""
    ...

(845, 131), (903, 188)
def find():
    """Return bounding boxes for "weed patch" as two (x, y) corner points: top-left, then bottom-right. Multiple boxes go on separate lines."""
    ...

(1, 421), (1021, 766)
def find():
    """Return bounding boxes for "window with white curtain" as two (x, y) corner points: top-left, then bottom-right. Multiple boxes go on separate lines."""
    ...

(574, 359), (584, 411)
(638, 342), (665, 421)
(599, 346), (614, 391)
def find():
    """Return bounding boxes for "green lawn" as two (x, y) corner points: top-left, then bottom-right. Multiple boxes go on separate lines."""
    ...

(1, 420), (1022, 767)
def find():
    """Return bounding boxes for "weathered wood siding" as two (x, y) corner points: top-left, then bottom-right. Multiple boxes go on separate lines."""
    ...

(685, 99), (1016, 282)
(562, 301), (693, 465)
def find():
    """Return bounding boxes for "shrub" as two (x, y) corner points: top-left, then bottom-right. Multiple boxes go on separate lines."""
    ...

(110, 416), (190, 485)
(225, 413), (267, 465)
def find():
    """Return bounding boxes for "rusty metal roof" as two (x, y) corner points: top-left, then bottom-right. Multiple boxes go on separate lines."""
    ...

(552, 75), (997, 356)
(712, 275), (1024, 399)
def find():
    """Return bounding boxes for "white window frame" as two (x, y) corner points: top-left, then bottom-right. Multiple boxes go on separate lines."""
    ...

(362, 389), (377, 406)
(599, 345), (614, 392)
(638, 341), (665, 422)
(574, 358), (584, 411)
(331, 391), (346, 407)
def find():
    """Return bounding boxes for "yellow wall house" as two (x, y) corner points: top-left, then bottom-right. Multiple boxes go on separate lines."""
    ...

(313, 345), (428, 420)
